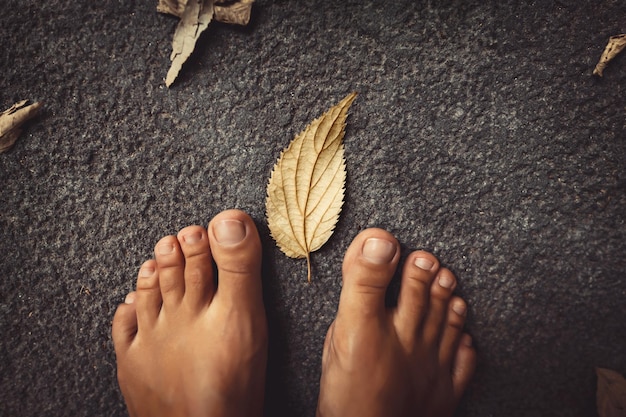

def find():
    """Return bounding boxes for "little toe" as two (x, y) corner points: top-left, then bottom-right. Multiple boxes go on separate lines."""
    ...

(452, 334), (477, 402)
(135, 260), (162, 330)
(208, 210), (264, 311)
(439, 297), (467, 368)
(177, 225), (215, 311)
(421, 268), (456, 345)
(338, 228), (400, 321)
(112, 292), (138, 353)
(395, 250), (440, 333)
(154, 235), (186, 311)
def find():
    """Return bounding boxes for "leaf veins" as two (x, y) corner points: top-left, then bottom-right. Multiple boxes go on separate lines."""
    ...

(266, 92), (357, 282)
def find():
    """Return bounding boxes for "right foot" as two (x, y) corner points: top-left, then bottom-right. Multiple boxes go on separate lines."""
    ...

(316, 229), (477, 417)
(112, 210), (267, 417)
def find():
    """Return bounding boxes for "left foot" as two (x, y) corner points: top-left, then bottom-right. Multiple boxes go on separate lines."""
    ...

(111, 210), (267, 417)
(316, 228), (477, 417)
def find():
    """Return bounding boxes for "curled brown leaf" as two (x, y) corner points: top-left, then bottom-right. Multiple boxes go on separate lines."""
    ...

(597, 367), (626, 417)
(593, 34), (626, 77)
(158, 0), (255, 87)
(0, 100), (42, 153)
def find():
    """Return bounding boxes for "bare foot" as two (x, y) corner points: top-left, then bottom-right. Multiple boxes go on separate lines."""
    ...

(316, 229), (477, 417)
(112, 210), (267, 417)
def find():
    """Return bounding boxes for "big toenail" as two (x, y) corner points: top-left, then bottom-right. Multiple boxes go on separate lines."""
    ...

(215, 219), (246, 245)
(182, 231), (202, 244)
(439, 273), (455, 289)
(362, 238), (396, 264)
(414, 256), (434, 270)
(157, 243), (175, 255)
(452, 301), (466, 316)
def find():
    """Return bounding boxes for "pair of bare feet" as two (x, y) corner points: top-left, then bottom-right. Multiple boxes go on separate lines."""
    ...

(112, 209), (476, 417)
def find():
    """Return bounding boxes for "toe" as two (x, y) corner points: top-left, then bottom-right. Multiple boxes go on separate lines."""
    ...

(154, 235), (186, 311)
(438, 297), (467, 368)
(338, 228), (400, 321)
(177, 225), (215, 311)
(394, 251), (440, 335)
(208, 210), (263, 311)
(451, 334), (477, 401)
(112, 291), (138, 353)
(135, 260), (162, 329)
(421, 268), (456, 345)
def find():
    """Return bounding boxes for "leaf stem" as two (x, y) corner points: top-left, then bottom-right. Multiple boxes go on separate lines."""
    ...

(306, 252), (311, 283)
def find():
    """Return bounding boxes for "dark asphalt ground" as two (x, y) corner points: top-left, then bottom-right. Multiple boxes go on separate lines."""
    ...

(1, 1), (625, 416)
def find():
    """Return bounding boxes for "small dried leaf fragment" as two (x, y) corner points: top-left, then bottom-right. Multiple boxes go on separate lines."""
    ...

(593, 34), (626, 77)
(597, 367), (626, 417)
(158, 0), (254, 86)
(266, 93), (357, 282)
(0, 100), (42, 153)
(157, 0), (187, 16)
(159, 0), (253, 23)
(214, 0), (254, 25)
(166, 0), (215, 87)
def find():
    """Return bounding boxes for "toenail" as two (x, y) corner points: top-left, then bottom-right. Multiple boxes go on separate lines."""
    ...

(124, 293), (136, 304)
(362, 238), (396, 264)
(438, 273), (455, 289)
(452, 301), (466, 316)
(462, 335), (473, 347)
(414, 256), (434, 270)
(182, 231), (203, 244)
(139, 265), (155, 277)
(215, 219), (246, 245)
(157, 242), (175, 255)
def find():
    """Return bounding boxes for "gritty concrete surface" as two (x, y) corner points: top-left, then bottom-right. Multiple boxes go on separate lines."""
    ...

(1, 1), (625, 416)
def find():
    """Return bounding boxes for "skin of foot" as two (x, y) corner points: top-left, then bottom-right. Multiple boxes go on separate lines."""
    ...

(112, 210), (268, 417)
(316, 228), (477, 417)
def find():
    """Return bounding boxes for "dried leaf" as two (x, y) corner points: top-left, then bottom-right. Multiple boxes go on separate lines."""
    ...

(165, 0), (214, 87)
(597, 368), (626, 417)
(0, 100), (42, 154)
(158, 0), (254, 86)
(266, 93), (357, 282)
(593, 34), (626, 77)
(157, 0), (187, 16)
(214, 0), (253, 25)
(158, 0), (253, 24)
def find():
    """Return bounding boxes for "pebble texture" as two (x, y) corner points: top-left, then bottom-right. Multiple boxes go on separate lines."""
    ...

(1, 1), (625, 416)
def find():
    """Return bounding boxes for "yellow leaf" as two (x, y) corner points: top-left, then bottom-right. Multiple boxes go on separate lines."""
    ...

(266, 92), (357, 282)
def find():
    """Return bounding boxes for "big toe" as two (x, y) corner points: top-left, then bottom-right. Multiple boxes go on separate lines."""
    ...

(337, 228), (400, 321)
(208, 210), (264, 311)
